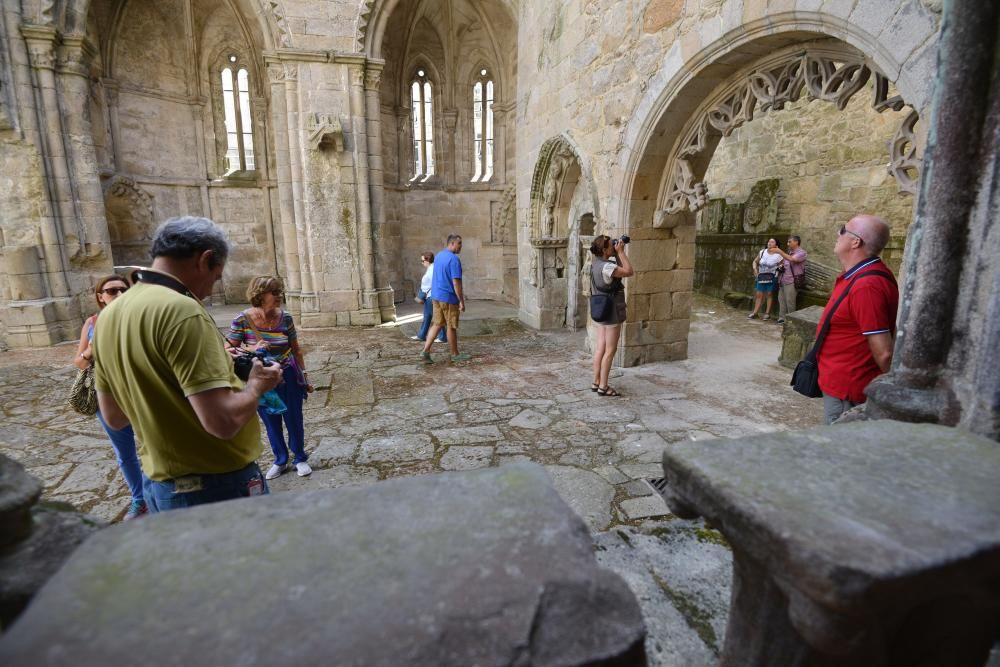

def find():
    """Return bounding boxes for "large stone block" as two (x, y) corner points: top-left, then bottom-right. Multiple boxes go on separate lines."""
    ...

(778, 305), (822, 368)
(0, 463), (646, 666)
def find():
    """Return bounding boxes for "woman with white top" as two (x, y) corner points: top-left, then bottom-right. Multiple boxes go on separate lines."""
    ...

(749, 237), (783, 320)
(412, 252), (446, 343)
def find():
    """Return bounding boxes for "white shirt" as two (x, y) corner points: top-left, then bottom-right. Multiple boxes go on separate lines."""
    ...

(758, 248), (783, 273)
(420, 264), (434, 294)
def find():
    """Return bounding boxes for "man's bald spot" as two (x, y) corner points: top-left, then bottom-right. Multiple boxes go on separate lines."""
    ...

(850, 214), (890, 255)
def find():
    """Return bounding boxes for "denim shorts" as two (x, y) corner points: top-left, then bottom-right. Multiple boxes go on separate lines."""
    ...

(143, 461), (269, 513)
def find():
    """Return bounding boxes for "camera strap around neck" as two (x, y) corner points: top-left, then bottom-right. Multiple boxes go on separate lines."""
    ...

(132, 268), (195, 300)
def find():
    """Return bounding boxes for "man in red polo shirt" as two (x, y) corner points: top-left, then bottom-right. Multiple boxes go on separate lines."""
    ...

(817, 214), (899, 424)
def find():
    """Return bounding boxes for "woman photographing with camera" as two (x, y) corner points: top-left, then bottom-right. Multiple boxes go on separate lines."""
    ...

(590, 234), (634, 397)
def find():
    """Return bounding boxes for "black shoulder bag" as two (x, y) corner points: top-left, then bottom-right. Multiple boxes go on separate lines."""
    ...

(590, 262), (621, 323)
(790, 268), (894, 398)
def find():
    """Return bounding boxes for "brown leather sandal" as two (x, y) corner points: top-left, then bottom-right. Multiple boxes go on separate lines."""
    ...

(597, 386), (621, 397)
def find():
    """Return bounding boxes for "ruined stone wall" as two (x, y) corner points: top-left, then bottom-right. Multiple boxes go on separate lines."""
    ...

(393, 188), (511, 301)
(702, 91), (915, 272)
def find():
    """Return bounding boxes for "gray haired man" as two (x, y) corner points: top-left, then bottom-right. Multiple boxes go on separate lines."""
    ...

(94, 216), (282, 512)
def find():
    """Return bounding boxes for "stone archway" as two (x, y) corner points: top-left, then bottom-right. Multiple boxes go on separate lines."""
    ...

(522, 134), (599, 330)
(614, 12), (938, 367)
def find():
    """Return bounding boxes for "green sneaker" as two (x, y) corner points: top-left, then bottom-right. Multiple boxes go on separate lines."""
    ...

(420, 351), (433, 364)
(450, 352), (471, 362)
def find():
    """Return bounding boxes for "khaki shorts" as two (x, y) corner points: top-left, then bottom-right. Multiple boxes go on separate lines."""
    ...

(432, 300), (461, 329)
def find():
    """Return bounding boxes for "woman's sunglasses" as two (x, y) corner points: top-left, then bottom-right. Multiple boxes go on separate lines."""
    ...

(101, 287), (128, 295)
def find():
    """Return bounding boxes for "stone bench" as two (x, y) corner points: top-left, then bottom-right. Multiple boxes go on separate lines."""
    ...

(0, 462), (646, 666)
(659, 421), (1000, 666)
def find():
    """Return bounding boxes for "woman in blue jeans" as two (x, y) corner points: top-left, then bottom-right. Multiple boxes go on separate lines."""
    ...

(228, 276), (314, 480)
(75, 275), (147, 521)
(411, 252), (446, 343)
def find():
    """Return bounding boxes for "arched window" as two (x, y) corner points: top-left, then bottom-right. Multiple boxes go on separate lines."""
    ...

(410, 69), (434, 181)
(472, 68), (494, 182)
(221, 54), (254, 174)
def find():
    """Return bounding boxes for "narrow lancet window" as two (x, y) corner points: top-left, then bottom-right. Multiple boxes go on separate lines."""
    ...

(221, 57), (255, 174)
(411, 69), (435, 181)
(472, 69), (494, 182)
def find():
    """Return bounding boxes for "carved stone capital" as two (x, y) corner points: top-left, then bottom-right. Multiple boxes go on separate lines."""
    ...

(364, 68), (382, 92)
(349, 66), (365, 88)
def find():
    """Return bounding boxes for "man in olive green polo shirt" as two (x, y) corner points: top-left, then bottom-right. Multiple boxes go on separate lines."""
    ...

(94, 216), (282, 512)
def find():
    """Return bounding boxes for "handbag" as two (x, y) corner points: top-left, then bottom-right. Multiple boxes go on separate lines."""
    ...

(590, 293), (613, 322)
(791, 261), (807, 289)
(790, 267), (895, 398)
(69, 365), (98, 416)
(590, 262), (621, 323)
(756, 271), (777, 285)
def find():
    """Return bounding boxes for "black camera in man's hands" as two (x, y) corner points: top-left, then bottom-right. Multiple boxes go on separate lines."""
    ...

(613, 235), (631, 248)
(233, 349), (275, 382)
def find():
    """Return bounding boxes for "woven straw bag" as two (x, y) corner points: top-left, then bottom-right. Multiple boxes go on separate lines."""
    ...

(69, 365), (98, 416)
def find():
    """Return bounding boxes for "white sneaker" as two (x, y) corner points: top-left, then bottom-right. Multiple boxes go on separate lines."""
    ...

(295, 462), (312, 477)
(265, 464), (287, 480)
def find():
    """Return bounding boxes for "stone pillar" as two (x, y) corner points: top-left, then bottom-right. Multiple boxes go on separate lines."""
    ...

(102, 78), (123, 173)
(364, 63), (396, 319)
(442, 109), (458, 186)
(866, 0), (1000, 440)
(395, 105), (410, 185)
(21, 25), (84, 259)
(283, 63), (315, 298)
(348, 62), (380, 324)
(493, 101), (514, 185)
(265, 62), (301, 294)
(18, 25), (71, 298)
(55, 36), (112, 262)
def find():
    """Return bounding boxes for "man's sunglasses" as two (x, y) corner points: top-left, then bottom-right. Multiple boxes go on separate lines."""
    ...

(101, 287), (128, 295)
(839, 225), (864, 243)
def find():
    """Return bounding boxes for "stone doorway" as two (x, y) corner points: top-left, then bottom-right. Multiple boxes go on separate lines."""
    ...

(616, 24), (933, 367)
(522, 135), (598, 331)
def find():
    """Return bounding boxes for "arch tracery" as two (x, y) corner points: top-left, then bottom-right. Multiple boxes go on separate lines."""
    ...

(655, 44), (920, 228)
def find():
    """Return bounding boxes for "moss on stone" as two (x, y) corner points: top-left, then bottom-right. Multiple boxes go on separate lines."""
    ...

(653, 573), (719, 656)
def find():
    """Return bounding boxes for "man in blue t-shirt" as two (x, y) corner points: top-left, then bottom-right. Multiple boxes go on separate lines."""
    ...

(421, 234), (470, 363)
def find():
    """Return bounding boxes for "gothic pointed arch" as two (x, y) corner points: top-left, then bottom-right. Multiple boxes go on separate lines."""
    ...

(529, 134), (599, 242)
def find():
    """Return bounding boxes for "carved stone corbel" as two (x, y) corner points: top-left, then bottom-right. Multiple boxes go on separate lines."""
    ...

(888, 110), (920, 195)
(306, 113), (344, 151)
(662, 159), (707, 215)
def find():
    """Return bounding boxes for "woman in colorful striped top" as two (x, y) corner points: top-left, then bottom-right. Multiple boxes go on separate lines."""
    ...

(227, 276), (313, 481)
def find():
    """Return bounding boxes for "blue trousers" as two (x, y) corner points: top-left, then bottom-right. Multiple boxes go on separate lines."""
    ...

(260, 364), (308, 466)
(143, 462), (268, 513)
(416, 295), (447, 342)
(96, 411), (144, 502)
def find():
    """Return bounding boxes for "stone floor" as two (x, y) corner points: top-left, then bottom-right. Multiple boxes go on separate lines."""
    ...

(0, 294), (822, 665)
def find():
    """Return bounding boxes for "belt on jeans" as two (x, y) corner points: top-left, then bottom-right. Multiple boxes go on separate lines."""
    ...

(158, 462), (257, 493)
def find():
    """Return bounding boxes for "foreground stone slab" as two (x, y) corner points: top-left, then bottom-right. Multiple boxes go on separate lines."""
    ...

(0, 462), (646, 666)
(660, 421), (1000, 666)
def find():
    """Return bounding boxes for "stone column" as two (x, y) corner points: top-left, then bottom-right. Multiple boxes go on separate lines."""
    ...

(284, 63), (315, 297)
(18, 25), (70, 298)
(265, 62), (301, 293)
(55, 36), (112, 262)
(396, 105), (410, 185)
(348, 62), (380, 324)
(442, 109), (458, 186)
(102, 78), (123, 173)
(866, 0), (1000, 440)
(493, 101), (515, 185)
(364, 63), (396, 318)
